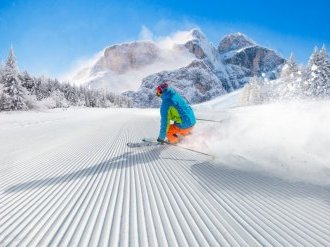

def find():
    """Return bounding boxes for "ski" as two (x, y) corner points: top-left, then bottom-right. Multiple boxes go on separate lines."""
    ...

(128, 138), (213, 157)
(127, 139), (161, 148)
(142, 138), (159, 143)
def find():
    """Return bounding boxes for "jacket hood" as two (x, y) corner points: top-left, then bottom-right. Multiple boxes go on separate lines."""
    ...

(161, 88), (175, 100)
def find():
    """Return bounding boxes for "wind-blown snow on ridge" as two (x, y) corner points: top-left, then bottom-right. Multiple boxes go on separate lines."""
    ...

(65, 30), (196, 92)
(191, 96), (330, 186)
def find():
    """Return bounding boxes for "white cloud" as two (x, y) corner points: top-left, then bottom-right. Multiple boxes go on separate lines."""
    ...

(139, 25), (154, 41)
(138, 24), (196, 48)
(155, 29), (194, 50)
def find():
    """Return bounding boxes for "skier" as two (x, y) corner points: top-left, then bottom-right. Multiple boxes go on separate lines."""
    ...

(156, 82), (196, 144)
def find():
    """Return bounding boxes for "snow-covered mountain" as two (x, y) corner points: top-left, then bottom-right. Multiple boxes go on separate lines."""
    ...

(68, 31), (196, 93)
(127, 30), (285, 107)
(218, 32), (255, 53)
(220, 33), (285, 79)
(124, 60), (227, 107)
(67, 29), (285, 107)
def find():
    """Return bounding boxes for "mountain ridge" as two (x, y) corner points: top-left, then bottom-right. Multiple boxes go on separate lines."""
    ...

(68, 28), (286, 107)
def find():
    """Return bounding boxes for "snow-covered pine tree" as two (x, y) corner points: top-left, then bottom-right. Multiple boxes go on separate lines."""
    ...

(34, 77), (49, 100)
(318, 46), (330, 96)
(0, 84), (11, 111)
(0, 83), (4, 109)
(61, 83), (79, 105)
(303, 47), (318, 97)
(77, 86), (86, 106)
(50, 89), (68, 108)
(240, 76), (264, 105)
(277, 54), (303, 100)
(20, 70), (36, 94)
(93, 90), (101, 107)
(1, 48), (27, 110)
(280, 53), (299, 78)
(98, 89), (108, 107)
(45, 78), (57, 93)
(0, 60), (4, 83)
(85, 90), (96, 107)
(304, 46), (330, 98)
(106, 91), (115, 104)
(84, 89), (90, 107)
(0, 60), (4, 95)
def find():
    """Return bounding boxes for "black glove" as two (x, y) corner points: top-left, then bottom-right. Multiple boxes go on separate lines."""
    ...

(157, 137), (165, 144)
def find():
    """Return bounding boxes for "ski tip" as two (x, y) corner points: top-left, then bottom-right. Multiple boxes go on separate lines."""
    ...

(142, 138), (157, 143)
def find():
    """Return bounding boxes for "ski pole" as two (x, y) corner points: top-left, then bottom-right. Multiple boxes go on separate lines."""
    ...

(165, 141), (213, 157)
(196, 118), (224, 123)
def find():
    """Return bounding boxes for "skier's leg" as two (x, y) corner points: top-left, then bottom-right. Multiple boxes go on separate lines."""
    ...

(167, 124), (180, 143)
(167, 125), (193, 143)
(178, 127), (193, 136)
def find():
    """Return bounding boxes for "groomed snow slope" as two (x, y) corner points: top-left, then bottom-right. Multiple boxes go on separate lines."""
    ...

(0, 107), (330, 246)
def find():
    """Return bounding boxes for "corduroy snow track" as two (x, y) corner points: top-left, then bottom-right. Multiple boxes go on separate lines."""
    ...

(0, 108), (329, 246)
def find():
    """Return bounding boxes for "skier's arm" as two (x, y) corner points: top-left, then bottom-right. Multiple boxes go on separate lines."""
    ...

(158, 102), (170, 140)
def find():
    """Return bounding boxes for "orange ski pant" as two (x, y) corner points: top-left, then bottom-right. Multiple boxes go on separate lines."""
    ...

(167, 124), (193, 144)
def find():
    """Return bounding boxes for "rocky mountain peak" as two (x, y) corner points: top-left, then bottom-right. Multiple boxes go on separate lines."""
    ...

(184, 29), (213, 59)
(189, 28), (207, 40)
(92, 41), (160, 74)
(218, 33), (255, 54)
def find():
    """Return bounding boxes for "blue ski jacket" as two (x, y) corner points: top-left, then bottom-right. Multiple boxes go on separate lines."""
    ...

(158, 88), (196, 140)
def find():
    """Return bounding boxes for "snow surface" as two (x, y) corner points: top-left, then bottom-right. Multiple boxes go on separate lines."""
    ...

(193, 89), (242, 111)
(1, 96), (330, 245)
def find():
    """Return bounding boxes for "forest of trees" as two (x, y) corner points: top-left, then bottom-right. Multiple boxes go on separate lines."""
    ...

(240, 46), (330, 105)
(0, 48), (132, 111)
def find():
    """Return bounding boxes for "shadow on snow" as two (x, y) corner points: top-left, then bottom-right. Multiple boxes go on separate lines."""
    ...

(5, 145), (174, 193)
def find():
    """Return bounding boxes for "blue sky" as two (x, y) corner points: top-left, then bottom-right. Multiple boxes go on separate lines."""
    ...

(0, 0), (329, 78)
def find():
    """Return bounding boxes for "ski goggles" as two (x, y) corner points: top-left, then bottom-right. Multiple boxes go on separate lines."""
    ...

(156, 86), (162, 97)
